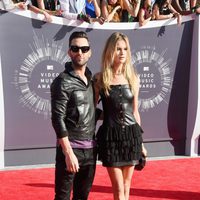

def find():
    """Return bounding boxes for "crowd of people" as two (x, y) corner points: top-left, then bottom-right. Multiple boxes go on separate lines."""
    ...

(0, 0), (200, 26)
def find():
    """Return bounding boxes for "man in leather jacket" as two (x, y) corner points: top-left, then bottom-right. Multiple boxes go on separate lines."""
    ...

(51, 31), (97, 200)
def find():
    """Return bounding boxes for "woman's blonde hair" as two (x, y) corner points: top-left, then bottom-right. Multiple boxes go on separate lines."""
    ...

(101, 32), (138, 96)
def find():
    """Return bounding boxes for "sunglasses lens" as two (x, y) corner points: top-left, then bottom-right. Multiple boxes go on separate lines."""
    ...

(81, 46), (90, 53)
(70, 46), (90, 53)
(70, 46), (79, 52)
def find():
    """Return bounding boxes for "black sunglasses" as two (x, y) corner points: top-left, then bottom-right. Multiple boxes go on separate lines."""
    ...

(70, 45), (90, 53)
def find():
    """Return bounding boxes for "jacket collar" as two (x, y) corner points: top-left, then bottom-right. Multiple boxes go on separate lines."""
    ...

(64, 62), (92, 80)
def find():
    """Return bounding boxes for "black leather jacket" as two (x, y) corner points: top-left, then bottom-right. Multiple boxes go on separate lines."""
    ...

(51, 62), (96, 141)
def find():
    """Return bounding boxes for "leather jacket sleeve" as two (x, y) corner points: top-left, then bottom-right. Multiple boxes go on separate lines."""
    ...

(51, 73), (70, 139)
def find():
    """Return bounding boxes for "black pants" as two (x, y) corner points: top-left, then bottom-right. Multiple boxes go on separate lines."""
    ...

(54, 146), (97, 200)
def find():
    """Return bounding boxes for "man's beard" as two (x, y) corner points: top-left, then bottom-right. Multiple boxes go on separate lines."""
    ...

(71, 58), (88, 68)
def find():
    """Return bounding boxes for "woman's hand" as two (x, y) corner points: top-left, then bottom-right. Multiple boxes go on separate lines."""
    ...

(43, 11), (53, 22)
(142, 144), (147, 157)
(15, 2), (27, 10)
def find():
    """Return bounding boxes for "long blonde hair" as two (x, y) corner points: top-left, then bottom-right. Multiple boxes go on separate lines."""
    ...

(101, 32), (138, 96)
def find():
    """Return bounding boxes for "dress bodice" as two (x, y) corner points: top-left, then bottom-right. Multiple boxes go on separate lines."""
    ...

(100, 84), (137, 127)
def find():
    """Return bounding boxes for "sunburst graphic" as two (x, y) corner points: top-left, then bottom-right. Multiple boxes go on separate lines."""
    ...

(132, 46), (173, 112)
(13, 33), (70, 118)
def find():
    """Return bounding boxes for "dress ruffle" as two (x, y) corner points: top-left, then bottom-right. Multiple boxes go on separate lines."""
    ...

(96, 123), (143, 167)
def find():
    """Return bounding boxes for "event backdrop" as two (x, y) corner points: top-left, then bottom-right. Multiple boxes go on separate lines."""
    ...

(0, 10), (195, 166)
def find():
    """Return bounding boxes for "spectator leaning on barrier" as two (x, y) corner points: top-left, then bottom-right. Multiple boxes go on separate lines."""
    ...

(25, 0), (54, 22)
(85, 0), (101, 18)
(171, 0), (192, 15)
(153, 0), (182, 25)
(138, 0), (154, 26)
(121, 0), (141, 22)
(30, 0), (63, 17)
(59, 0), (104, 24)
(0, 0), (54, 22)
(101, 0), (123, 22)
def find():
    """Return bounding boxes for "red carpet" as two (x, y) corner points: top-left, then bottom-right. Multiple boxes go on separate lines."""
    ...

(0, 157), (200, 200)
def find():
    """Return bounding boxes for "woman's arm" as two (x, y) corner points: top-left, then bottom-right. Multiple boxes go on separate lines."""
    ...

(132, 77), (141, 125)
(133, 78), (147, 157)
(168, 3), (182, 25)
(153, 3), (173, 20)
(36, 0), (45, 9)
(101, 0), (121, 22)
(171, 0), (182, 12)
(133, 76), (147, 156)
(171, 0), (192, 15)
(28, 4), (53, 22)
(123, 0), (141, 17)
(93, 73), (104, 121)
(138, 8), (152, 26)
(101, 0), (109, 19)
(107, 5), (121, 22)
(93, 73), (101, 106)
(168, 3), (180, 14)
(92, 0), (101, 17)
(34, 0), (62, 16)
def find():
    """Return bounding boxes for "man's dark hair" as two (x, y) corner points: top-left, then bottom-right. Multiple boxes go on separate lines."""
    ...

(69, 31), (89, 47)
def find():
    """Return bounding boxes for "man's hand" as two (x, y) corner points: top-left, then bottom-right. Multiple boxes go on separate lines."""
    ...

(77, 13), (92, 23)
(64, 149), (79, 173)
(59, 137), (79, 173)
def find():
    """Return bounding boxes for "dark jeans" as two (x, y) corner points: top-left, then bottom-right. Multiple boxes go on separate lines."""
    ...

(54, 146), (97, 200)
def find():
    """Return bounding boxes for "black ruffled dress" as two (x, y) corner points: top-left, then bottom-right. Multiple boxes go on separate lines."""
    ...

(97, 84), (143, 167)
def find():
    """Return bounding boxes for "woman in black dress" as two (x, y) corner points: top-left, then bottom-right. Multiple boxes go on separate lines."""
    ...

(94, 32), (147, 200)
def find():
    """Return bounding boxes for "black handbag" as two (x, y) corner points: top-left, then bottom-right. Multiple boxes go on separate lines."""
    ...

(135, 155), (146, 171)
